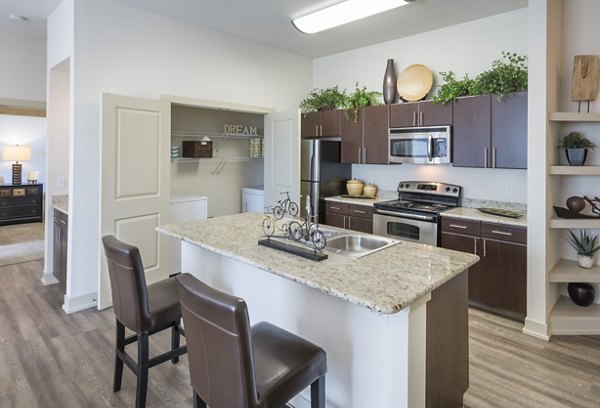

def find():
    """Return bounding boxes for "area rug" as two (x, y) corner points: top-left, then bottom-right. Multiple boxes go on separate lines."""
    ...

(0, 223), (45, 267)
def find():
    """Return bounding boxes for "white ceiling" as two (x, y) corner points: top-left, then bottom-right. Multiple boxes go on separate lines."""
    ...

(0, 0), (527, 58)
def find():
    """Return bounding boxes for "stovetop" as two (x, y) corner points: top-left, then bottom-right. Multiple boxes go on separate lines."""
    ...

(373, 181), (462, 215)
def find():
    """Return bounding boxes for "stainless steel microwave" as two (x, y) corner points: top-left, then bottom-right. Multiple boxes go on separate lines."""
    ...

(388, 125), (452, 164)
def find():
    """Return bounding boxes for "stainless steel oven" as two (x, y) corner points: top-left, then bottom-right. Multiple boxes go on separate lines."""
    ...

(373, 181), (462, 246)
(373, 211), (438, 245)
(388, 126), (451, 164)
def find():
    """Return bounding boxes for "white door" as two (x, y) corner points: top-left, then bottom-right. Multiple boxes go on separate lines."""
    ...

(264, 110), (300, 210)
(99, 93), (171, 309)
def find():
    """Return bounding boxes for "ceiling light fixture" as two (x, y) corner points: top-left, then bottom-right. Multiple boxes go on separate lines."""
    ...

(292, 0), (414, 34)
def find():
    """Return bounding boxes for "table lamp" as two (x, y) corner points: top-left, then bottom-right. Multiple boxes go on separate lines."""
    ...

(2, 145), (31, 185)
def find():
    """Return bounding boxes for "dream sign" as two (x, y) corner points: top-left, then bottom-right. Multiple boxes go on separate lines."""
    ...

(224, 124), (258, 135)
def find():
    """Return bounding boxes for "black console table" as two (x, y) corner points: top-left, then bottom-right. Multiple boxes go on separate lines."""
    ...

(0, 184), (43, 226)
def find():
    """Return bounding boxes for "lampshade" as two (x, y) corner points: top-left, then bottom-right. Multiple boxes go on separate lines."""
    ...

(292, 0), (412, 34)
(3, 145), (31, 162)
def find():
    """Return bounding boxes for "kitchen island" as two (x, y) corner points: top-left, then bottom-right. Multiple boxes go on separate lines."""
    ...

(158, 212), (479, 408)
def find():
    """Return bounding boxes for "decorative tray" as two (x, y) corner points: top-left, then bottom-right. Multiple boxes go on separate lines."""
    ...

(477, 207), (524, 219)
(553, 206), (599, 219)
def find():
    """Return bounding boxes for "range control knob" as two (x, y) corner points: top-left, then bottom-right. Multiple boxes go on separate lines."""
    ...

(452, 188), (458, 193)
(445, 187), (450, 192)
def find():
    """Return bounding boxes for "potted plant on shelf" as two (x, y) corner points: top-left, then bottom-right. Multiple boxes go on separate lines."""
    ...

(558, 131), (596, 166)
(566, 229), (600, 268)
(299, 86), (347, 114)
(344, 82), (382, 122)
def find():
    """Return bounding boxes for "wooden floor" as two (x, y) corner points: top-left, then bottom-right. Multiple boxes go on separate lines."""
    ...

(1, 260), (600, 407)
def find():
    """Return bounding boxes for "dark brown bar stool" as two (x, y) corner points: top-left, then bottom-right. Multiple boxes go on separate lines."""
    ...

(175, 273), (327, 408)
(102, 235), (187, 408)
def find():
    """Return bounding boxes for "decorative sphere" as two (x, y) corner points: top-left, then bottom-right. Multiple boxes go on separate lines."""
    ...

(566, 196), (586, 213)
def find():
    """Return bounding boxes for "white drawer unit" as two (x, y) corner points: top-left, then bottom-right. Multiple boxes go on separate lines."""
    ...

(242, 186), (264, 213)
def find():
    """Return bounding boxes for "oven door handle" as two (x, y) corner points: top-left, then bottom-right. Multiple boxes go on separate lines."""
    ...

(427, 135), (433, 162)
(375, 209), (436, 222)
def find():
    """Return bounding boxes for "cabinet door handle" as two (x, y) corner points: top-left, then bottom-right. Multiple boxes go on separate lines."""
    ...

(492, 147), (497, 168)
(329, 206), (341, 210)
(412, 111), (417, 126)
(483, 240), (486, 257)
(474, 239), (477, 254)
(449, 224), (468, 229)
(491, 229), (512, 236)
(319, 124), (323, 136)
(419, 111), (424, 126)
(362, 148), (367, 163)
(484, 148), (488, 168)
(352, 209), (366, 214)
(347, 216), (351, 230)
(315, 125), (319, 136)
(358, 148), (362, 163)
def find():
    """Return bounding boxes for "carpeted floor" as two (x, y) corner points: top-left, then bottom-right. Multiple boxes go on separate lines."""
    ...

(0, 222), (45, 266)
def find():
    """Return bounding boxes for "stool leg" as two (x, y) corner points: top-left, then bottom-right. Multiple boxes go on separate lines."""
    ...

(193, 391), (207, 408)
(136, 332), (149, 408)
(310, 375), (325, 408)
(113, 320), (125, 392)
(171, 323), (180, 364)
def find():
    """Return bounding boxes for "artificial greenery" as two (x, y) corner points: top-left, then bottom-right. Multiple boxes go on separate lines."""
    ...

(432, 51), (528, 104)
(299, 86), (347, 114)
(558, 131), (597, 150)
(566, 230), (600, 256)
(344, 82), (382, 122)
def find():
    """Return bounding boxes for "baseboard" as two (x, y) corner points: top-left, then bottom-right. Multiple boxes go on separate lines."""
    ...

(41, 270), (59, 286)
(522, 317), (550, 341)
(62, 291), (98, 314)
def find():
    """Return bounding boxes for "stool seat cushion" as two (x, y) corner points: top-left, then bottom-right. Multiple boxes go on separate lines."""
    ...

(147, 277), (181, 329)
(252, 322), (327, 408)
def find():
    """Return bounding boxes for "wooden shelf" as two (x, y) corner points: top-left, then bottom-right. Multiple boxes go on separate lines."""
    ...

(549, 112), (600, 122)
(550, 296), (600, 335)
(548, 218), (600, 229)
(549, 165), (600, 175)
(171, 157), (263, 162)
(549, 259), (600, 282)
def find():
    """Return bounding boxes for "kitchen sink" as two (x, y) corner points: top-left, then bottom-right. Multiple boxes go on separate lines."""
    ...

(320, 230), (400, 259)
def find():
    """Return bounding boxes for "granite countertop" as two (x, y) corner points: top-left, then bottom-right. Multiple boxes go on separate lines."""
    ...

(51, 195), (68, 215)
(442, 207), (527, 227)
(157, 212), (479, 314)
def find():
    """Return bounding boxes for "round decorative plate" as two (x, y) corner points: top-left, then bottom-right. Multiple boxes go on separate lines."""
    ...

(397, 64), (433, 102)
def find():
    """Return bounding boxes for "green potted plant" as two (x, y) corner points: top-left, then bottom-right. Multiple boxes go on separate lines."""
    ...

(432, 71), (476, 104)
(344, 82), (381, 122)
(566, 229), (600, 268)
(299, 86), (347, 114)
(558, 131), (596, 166)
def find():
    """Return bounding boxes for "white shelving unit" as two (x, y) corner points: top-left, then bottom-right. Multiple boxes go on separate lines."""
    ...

(547, 112), (600, 336)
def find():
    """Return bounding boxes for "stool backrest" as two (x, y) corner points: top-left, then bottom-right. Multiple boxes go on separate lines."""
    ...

(102, 235), (152, 333)
(176, 273), (259, 408)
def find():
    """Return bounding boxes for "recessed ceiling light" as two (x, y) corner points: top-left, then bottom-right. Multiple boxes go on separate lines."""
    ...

(8, 13), (29, 22)
(293, 0), (414, 34)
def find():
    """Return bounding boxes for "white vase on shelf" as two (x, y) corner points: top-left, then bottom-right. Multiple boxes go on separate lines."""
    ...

(577, 254), (595, 269)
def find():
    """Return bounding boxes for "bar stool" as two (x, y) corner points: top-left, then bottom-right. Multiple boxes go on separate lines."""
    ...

(175, 273), (327, 408)
(102, 235), (188, 408)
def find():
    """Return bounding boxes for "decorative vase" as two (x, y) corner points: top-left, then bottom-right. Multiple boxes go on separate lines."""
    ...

(566, 196), (586, 213)
(565, 148), (588, 166)
(577, 254), (595, 269)
(567, 282), (596, 307)
(383, 59), (398, 105)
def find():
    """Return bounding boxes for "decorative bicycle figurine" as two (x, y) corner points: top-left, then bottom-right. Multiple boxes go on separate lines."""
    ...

(272, 191), (299, 219)
(284, 215), (326, 250)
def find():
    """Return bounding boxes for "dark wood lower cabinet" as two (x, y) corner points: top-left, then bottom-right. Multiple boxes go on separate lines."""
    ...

(441, 217), (527, 321)
(324, 201), (373, 233)
(53, 209), (68, 292)
(426, 270), (468, 408)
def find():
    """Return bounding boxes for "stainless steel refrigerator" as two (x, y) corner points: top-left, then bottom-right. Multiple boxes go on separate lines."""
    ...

(300, 138), (351, 223)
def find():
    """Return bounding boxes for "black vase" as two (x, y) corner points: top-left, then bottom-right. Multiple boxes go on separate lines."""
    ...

(383, 59), (398, 105)
(565, 148), (588, 166)
(567, 282), (596, 307)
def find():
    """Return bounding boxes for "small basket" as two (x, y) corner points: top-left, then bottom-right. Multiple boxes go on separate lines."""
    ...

(182, 141), (213, 158)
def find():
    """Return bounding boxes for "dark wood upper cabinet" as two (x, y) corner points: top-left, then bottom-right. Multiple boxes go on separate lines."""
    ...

(452, 95), (491, 168)
(492, 91), (528, 169)
(452, 92), (527, 169)
(362, 105), (389, 164)
(341, 105), (389, 164)
(300, 110), (341, 138)
(389, 100), (452, 127)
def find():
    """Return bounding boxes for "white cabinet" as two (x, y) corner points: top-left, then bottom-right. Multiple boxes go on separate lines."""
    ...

(170, 194), (208, 272)
(242, 186), (264, 213)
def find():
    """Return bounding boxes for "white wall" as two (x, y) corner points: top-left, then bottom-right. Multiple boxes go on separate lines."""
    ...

(0, 30), (46, 106)
(0, 115), (46, 185)
(48, 0), (312, 309)
(313, 9), (529, 202)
